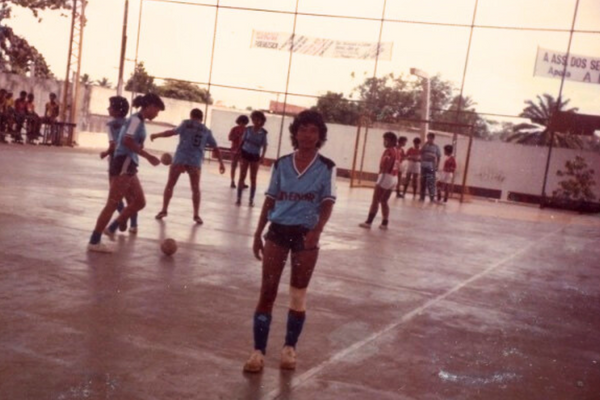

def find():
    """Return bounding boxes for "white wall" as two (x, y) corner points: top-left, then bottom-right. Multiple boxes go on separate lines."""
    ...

(80, 88), (600, 202)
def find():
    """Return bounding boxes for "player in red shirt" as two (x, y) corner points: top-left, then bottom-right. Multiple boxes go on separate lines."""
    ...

(228, 115), (249, 188)
(359, 132), (398, 230)
(437, 144), (457, 203)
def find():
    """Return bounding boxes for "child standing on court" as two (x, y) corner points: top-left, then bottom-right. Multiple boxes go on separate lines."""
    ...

(437, 144), (457, 203)
(419, 133), (441, 202)
(403, 137), (421, 198)
(359, 132), (398, 230)
(151, 108), (226, 225)
(236, 111), (268, 207)
(87, 93), (165, 253)
(395, 136), (408, 198)
(243, 110), (335, 373)
(229, 115), (249, 189)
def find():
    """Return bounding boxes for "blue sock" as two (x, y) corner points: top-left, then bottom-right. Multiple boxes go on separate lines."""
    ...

(284, 310), (306, 348)
(130, 212), (138, 228)
(253, 312), (272, 354)
(89, 231), (102, 245)
(117, 201), (124, 213)
(108, 220), (119, 233)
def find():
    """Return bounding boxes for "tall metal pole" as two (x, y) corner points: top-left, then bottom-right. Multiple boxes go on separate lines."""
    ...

(205, 0), (220, 119)
(276, 0), (300, 159)
(540, 0), (580, 207)
(117, 0), (129, 96)
(60, 0), (77, 122)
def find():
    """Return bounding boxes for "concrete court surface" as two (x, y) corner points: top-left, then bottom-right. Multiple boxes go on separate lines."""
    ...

(1, 144), (599, 400)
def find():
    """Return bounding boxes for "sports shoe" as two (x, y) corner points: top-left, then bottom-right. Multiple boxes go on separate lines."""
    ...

(129, 226), (138, 233)
(358, 222), (371, 229)
(87, 242), (113, 253)
(230, 182), (236, 188)
(249, 200), (254, 207)
(280, 346), (297, 370)
(379, 224), (388, 230)
(103, 228), (116, 241)
(118, 219), (128, 232)
(155, 211), (167, 220)
(193, 216), (203, 225)
(235, 199), (241, 206)
(243, 350), (264, 373)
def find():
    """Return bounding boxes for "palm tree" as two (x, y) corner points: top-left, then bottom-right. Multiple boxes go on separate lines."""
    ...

(507, 93), (582, 148)
(80, 73), (92, 86)
(96, 77), (112, 88)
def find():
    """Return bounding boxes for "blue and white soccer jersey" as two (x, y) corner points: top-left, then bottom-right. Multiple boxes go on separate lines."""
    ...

(106, 117), (126, 143)
(114, 113), (146, 165)
(241, 127), (268, 155)
(172, 119), (217, 167)
(265, 152), (337, 230)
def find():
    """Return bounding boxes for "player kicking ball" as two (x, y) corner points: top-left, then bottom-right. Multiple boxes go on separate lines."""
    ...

(151, 108), (225, 225)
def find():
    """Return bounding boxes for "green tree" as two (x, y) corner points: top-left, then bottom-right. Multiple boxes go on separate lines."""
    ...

(80, 73), (91, 86)
(156, 79), (213, 104)
(96, 77), (112, 88)
(507, 94), (582, 148)
(0, 0), (72, 78)
(434, 95), (490, 138)
(311, 91), (360, 125)
(125, 62), (156, 93)
(552, 156), (596, 205)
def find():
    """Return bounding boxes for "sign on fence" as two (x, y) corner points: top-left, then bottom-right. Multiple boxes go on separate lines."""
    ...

(251, 30), (393, 61)
(534, 47), (600, 84)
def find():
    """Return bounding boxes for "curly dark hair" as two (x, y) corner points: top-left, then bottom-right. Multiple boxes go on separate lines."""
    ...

(132, 93), (165, 111)
(109, 96), (130, 118)
(383, 131), (398, 147)
(250, 110), (266, 124)
(236, 115), (249, 125)
(289, 110), (328, 149)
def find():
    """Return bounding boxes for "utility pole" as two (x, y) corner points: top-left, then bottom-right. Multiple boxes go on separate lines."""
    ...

(60, 0), (86, 143)
(117, 0), (129, 96)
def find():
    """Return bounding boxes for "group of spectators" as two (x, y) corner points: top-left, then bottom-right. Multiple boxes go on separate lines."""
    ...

(0, 90), (61, 144)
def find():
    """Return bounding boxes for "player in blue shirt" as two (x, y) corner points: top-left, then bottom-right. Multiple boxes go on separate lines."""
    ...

(87, 93), (165, 253)
(236, 110), (268, 207)
(99, 96), (130, 228)
(150, 108), (226, 225)
(243, 110), (336, 373)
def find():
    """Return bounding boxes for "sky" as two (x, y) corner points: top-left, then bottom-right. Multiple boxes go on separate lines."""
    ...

(7, 0), (600, 122)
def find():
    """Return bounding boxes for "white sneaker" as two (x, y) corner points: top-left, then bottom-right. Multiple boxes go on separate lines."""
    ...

(103, 228), (116, 241)
(243, 350), (264, 373)
(87, 242), (113, 253)
(129, 226), (138, 234)
(280, 346), (297, 370)
(358, 222), (372, 229)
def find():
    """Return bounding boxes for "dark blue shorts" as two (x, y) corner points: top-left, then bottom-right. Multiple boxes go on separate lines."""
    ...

(264, 223), (310, 253)
(109, 155), (138, 177)
(241, 149), (260, 163)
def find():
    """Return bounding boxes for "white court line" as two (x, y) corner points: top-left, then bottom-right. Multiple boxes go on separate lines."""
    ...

(261, 227), (563, 400)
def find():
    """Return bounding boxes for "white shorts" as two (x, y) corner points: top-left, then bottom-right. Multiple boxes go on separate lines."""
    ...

(406, 161), (421, 174)
(399, 160), (408, 175)
(376, 173), (398, 190)
(438, 172), (454, 184)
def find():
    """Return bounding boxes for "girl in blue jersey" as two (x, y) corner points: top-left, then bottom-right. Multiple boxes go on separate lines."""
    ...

(99, 96), (130, 229)
(243, 110), (336, 373)
(87, 93), (165, 253)
(236, 110), (268, 207)
(150, 108), (226, 225)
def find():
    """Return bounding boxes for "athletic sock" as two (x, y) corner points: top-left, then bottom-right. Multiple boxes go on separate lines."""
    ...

(284, 309), (306, 348)
(253, 312), (272, 354)
(130, 212), (138, 228)
(89, 231), (102, 245)
(365, 212), (376, 224)
(117, 201), (124, 213)
(108, 220), (119, 233)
